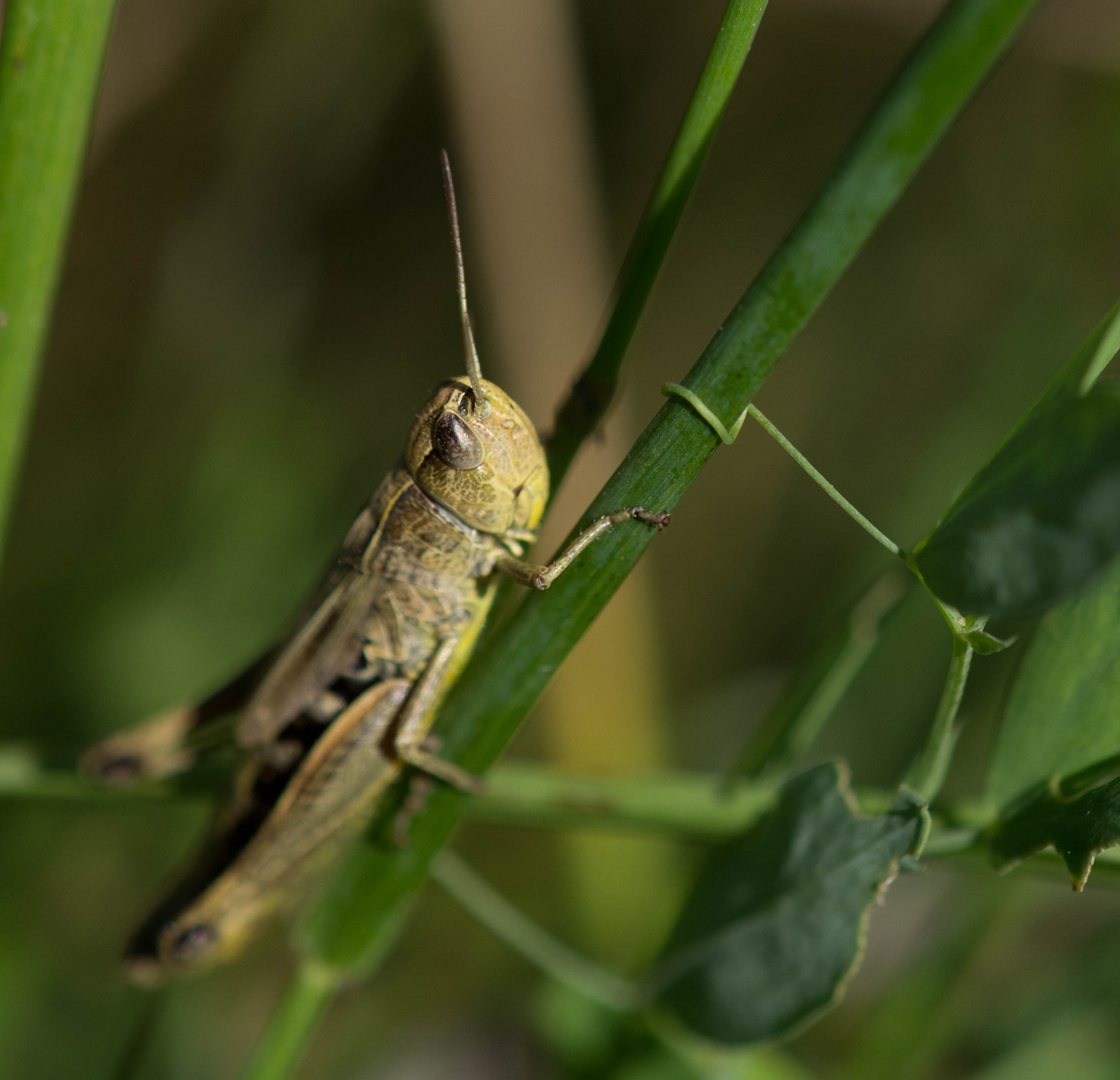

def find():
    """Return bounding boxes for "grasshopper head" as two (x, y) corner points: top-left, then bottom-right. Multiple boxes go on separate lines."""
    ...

(407, 376), (549, 536)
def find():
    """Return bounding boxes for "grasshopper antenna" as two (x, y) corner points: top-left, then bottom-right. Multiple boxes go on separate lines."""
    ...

(440, 149), (490, 418)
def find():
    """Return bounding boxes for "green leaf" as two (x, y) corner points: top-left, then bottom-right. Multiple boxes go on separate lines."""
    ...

(913, 386), (1120, 617)
(984, 552), (1120, 888)
(1033, 297), (1120, 416)
(910, 298), (1120, 620)
(962, 627), (1016, 654)
(987, 555), (1120, 809)
(648, 763), (928, 1046)
(988, 773), (1120, 890)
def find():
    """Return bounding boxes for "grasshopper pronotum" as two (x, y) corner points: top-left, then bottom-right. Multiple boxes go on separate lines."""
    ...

(83, 152), (668, 982)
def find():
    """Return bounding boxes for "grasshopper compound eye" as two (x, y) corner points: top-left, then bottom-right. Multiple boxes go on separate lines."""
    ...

(432, 410), (486, 470)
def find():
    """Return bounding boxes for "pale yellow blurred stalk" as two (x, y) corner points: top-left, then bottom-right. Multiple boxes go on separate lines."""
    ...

(427, 0), (680, 967)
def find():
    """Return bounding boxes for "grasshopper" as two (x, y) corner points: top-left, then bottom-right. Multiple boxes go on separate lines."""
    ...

(83, 152), (668, 982)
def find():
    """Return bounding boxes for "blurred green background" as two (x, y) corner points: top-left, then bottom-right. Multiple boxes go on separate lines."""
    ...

(2, 0), (1120, 1076)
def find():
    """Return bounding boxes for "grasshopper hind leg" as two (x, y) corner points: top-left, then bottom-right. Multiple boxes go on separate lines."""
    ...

(127, 679), (412, 981)
(123, 739), (303, 984)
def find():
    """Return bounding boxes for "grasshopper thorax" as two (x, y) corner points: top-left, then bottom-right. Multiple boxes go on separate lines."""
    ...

(406, 375), (549, 537)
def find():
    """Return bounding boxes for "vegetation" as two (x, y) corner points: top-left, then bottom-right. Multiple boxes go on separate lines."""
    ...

(3, 0), (1120, 1077)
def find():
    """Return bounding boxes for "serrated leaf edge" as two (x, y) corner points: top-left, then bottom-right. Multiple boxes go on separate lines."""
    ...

(987, 773), (1120, 891)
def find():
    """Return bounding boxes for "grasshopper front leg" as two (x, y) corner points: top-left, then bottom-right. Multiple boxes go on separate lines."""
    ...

(496, 506), (669, 590)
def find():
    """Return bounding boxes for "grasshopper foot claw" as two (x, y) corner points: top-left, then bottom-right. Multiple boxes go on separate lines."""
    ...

(393, 774), (437, 848)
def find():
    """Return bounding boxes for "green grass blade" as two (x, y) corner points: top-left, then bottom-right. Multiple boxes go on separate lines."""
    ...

(0, 0), (117, 567)
(547, 0), (769, 486)
(302, 0), (1042, 974)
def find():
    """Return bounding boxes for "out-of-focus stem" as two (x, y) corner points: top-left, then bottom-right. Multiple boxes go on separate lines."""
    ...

(239, 963), (339, 1080)
(432, 851), (640, 1012)
(732, 574), (907, 782)
(0, 0), (117, 570)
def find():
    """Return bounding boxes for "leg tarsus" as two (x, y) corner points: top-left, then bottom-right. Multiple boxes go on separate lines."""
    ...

(622, 506), (670, 529)
(496, 505), (669, 590)
(397, 745), (485, 795)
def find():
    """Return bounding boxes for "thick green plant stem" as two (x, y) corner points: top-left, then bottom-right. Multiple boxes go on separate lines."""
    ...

(546, 0), (769, 487)
(431, 851), (639, 1012)
(239, 963), (339, 1080)
(0, 0), (117, 567)
(906, 635), (974, 803)
(300, 0), (1041, 978)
